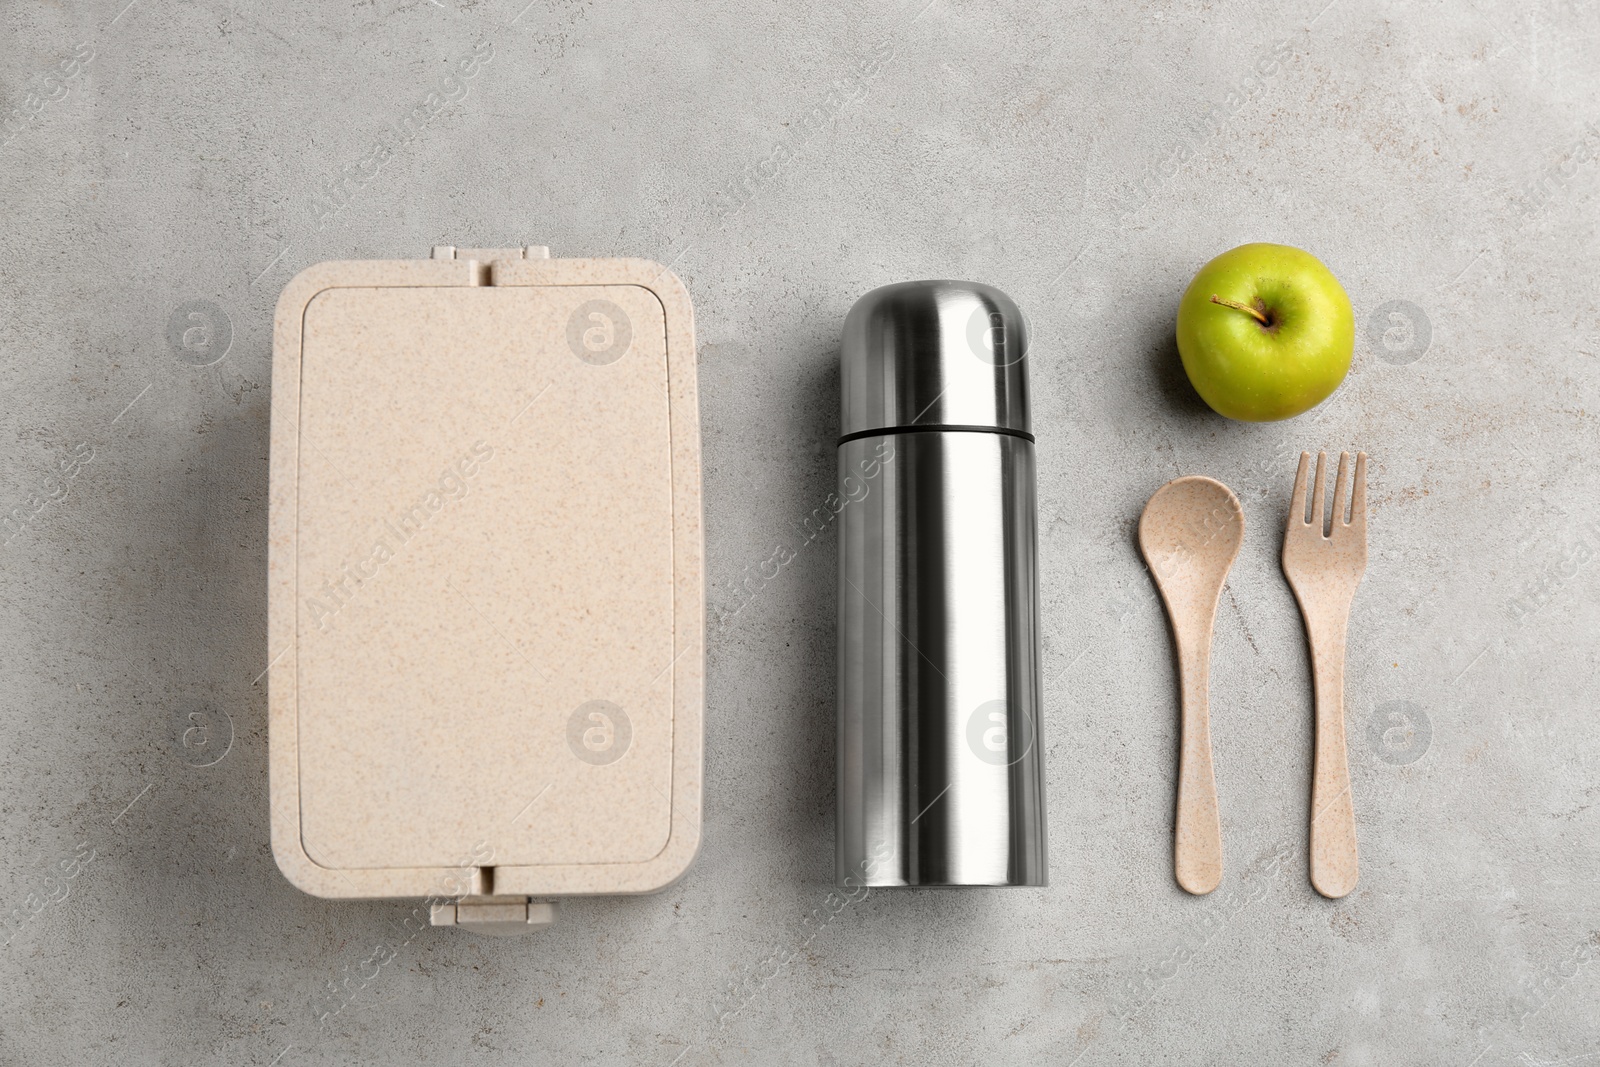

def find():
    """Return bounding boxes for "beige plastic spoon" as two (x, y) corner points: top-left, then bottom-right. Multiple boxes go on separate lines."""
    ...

(1138, 477), (1245, 895)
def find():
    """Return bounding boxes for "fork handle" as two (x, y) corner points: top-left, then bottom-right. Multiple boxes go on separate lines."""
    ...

(1306, 610), (1358, 899)
(1175, 634), (1223, 895)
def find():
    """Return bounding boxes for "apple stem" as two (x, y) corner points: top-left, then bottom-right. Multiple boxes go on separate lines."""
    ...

(1209, 294), (1271, 327)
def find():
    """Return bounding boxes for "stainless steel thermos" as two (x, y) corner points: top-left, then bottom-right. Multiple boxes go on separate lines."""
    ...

(836, 280), (1047, 887)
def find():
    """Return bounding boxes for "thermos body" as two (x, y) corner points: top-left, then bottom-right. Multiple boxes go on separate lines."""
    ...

(835, 281), (1047, 888)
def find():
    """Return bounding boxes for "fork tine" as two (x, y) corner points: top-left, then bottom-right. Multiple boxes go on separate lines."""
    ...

(1310, 451), (1328, 532)
(1350, 451), (1368, 530)
(1331, 451), (1352, 527)
(1290, 451), (1311, 529)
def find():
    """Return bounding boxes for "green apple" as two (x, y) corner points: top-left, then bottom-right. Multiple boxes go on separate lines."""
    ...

(1175, 243), (1354, 422)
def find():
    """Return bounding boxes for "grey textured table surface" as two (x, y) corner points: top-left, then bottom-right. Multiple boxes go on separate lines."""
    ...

(3, 0), (1598, 1064)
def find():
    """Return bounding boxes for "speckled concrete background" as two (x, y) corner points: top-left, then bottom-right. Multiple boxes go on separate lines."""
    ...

(1, 0), (1597, 1064)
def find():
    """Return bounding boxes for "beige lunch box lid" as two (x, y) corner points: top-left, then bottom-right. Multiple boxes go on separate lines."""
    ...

(267, 247), (703, 928)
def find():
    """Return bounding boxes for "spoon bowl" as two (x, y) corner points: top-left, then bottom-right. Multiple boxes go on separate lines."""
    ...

(1139, 477), (1246, 596)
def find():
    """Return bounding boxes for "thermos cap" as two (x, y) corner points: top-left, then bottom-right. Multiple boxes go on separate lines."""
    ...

(840, 280), (1031, 439)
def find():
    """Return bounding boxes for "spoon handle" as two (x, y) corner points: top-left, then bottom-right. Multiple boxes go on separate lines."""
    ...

(1174, 633), (1223, 895)
(1306, 609), (1358, 899)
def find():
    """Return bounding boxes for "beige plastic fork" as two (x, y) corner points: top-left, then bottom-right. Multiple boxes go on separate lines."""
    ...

(1282, 451), (1368, 900)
